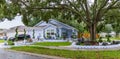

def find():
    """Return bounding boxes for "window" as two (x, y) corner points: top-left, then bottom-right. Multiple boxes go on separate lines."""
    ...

(46, 29), (55, 39)
(46, 29), (55, 35)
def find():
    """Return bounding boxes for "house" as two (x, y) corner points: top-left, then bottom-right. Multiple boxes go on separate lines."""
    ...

(34, 19), (78, 40)
(0, 29), (7, 39)
(5, 19), (78, 40)
(5, 26), (44, 38)
(0, 29), (5, 37)
(6, 26), (26, 37)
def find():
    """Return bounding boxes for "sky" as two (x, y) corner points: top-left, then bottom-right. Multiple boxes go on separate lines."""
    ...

(0, 16), (24, 29)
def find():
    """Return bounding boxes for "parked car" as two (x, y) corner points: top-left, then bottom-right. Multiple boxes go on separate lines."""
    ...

(9, 37), (15, 41)
(17, 34), (31, 40)
(9, 34), (31, 41)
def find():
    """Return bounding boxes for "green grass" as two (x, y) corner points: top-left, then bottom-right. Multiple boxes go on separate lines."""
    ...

(7, 41), (14, 45)
(110, 37), (120, 40)
(0, 40), (4, 43)
(11, 46), (120, 59)
(33, 42), (71, 46)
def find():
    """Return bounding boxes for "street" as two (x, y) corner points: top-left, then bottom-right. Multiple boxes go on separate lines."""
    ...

(0, 49), (49, 59)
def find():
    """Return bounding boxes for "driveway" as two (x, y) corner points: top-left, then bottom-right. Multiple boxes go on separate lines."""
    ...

(0, 49), (51, 59)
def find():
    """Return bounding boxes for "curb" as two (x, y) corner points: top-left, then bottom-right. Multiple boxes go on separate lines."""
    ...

(6, 49), (69, 59)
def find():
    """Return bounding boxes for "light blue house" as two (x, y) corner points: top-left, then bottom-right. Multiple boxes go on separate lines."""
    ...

(33, 19), (78, 40)
(3, 19), (77, 41)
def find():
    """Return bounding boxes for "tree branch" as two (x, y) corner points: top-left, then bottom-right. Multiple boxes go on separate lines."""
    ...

(20, 0), (29, 8)
(66, 0), (80, 14)
(64, 6), (90, 25)
(95, 0), (109, 23)
(105, 0), (119, 13)
(92, 0), (97, 20)
(65, 0), (90, 25)
(110, 7), (120, 9)
(84, 0), (91, 22)
(98, 0), (119, 22)
(32, 7), (64, 10)
(78, 1), (91, 24)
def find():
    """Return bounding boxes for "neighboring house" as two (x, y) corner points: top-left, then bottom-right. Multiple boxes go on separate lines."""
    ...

(5, 19), (78, 40)
(5, 26), (45, 39)
(0, 29), (5, 37)
(6, 26), (25, 38)
(99, 31), (116, 37)
(0, 29), (8, 39)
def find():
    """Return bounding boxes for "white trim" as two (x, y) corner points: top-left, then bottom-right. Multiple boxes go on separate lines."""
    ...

(34, 21), (44, 27)
(72, 44), (120, 49)
(49, 19), (78, 31)
(34, 19), (78, 31)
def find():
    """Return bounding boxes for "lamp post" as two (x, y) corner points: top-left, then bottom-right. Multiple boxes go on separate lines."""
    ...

(4, 33), (8, 45)
(24, 29), (26, 44)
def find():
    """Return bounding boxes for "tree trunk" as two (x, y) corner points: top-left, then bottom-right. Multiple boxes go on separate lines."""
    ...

(88, 23), (97, 42)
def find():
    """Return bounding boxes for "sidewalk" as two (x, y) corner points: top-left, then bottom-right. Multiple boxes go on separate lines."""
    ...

(29, 45), (120, 51)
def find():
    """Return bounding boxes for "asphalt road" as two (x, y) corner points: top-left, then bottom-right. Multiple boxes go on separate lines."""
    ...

(0, 49), (50, 59)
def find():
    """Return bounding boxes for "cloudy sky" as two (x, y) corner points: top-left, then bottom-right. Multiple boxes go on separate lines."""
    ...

(0, 16), (24, 29)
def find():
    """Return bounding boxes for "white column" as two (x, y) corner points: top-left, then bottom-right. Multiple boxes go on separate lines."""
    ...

(59, 28), (61, 38)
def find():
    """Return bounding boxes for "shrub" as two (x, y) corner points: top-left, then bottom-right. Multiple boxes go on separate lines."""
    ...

(98, 37), (103, 43)
(81, 33), (100, 39)
(107, 38), (111, 42)
(106, 35), (111, 42)
(76, 42), (80, 45)
(102, 42), (108, 46)
(7, 41), (14, 45)
(71, 33), (77, 39)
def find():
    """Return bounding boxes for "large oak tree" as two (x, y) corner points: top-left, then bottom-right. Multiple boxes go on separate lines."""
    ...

(1, 0), (120, 42)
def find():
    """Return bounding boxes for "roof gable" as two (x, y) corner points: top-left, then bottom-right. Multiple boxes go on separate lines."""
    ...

(49, 19), (77, 30)
(34, 21), (47, 27)
(34, 19), (77, 30)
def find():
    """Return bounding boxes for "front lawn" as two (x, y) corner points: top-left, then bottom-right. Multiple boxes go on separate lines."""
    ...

(11, 46), (120, 59)
(33, 42), (71, 46)
(0, 40), (4, 43)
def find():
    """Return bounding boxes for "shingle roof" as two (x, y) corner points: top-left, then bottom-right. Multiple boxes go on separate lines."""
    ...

(49, 19), (77, 30)
(34, 19), (78, 31)
(6, 25), (46, 33)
